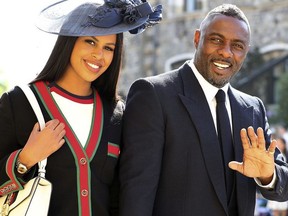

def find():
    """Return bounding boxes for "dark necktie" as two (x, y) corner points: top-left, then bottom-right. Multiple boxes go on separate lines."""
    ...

(215, 89), (234, 201)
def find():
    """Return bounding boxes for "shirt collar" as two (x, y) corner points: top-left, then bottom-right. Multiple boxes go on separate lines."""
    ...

(187, 60), (230, 102)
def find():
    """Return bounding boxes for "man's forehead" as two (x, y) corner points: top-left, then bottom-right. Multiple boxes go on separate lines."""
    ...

(201, 14), (250, 40)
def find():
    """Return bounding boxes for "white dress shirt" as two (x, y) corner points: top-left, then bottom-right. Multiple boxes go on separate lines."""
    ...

(188, 60), (232, 134)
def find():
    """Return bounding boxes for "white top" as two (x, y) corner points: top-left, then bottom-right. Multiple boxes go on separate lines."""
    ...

(51, 91), (93, 147)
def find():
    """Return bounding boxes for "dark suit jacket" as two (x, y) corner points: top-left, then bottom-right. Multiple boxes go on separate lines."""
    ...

(0, 85), (123, 216)
(119, 63), (288, 216)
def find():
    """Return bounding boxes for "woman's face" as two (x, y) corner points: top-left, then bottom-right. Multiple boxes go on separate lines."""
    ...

(62, 34), (116, 91)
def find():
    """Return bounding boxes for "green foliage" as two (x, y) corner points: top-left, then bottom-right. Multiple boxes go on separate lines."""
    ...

(0, 69), (8, 96)
(0, 83), (7, 96)
(277, 71), (288, 128)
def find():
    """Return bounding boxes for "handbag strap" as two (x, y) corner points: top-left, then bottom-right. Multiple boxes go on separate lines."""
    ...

(19, 84), (47, 178)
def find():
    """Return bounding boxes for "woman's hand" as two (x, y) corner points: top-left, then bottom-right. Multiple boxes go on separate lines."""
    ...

(18, 119), (66, 169)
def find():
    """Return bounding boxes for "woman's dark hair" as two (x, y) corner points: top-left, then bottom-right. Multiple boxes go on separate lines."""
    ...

(32, 33), (124, 103)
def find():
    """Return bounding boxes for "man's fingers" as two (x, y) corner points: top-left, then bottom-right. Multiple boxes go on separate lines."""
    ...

(267, 139), (277, 156)
(228, 161), (243, 174)
(256, 127), (266, 150)
(247, 126), (258, 148)
(240, 128), (250, 150)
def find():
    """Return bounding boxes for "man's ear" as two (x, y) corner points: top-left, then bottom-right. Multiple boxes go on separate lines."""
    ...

(194, 29), (200, 49)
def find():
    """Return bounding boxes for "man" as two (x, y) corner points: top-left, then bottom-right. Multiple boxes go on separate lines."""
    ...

(119, 4), (288, 216)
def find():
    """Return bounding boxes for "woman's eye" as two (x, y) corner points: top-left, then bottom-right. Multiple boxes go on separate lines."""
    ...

(85, 39), (95, 45)
(105, 46), (114, 52)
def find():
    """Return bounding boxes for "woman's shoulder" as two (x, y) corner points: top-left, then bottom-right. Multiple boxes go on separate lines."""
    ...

(1, 85), (27, 105)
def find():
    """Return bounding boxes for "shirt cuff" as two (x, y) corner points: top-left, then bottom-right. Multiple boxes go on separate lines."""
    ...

(254, 169), (276, 189)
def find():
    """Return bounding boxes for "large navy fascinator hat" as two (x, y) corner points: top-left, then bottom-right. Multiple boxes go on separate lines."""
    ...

(36, 0), (163, 36)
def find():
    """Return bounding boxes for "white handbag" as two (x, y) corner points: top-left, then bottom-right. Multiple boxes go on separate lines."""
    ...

(0, 85), (52, 216)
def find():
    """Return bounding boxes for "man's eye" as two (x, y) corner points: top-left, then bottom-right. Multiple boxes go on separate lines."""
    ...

(210, 38), (222, 44)
(233, 43), (245, 50)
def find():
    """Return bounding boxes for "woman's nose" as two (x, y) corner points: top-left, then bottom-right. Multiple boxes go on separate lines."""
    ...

(91, 48), (103, 59)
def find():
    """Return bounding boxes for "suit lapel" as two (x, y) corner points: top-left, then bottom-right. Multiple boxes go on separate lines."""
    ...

(178, 64), (229, 212)
(228, 87), (255, 212)
(228, 88), (254, 162)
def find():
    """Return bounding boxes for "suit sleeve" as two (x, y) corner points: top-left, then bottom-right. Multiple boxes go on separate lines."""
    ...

(256, 97), (288, 201)
(119, 78), (165, 216)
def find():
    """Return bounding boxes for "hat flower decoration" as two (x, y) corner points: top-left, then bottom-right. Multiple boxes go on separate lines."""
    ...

(36, 0), (163, 36)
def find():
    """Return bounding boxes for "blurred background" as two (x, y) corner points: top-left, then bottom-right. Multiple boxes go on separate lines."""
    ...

(119, 0), (288, 147)
(1, 0), (288, 215)
(0, 0), (57, 91)
(120, 0), (288, 129)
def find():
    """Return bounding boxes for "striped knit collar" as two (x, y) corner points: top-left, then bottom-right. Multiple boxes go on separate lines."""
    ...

(48, 82), (94, 104)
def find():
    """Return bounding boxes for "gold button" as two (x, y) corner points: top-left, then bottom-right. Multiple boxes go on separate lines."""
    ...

(80, 158), (87, 165)
(81, 189), (88, 196)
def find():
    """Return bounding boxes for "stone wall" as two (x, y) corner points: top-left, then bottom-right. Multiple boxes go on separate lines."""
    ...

(118, 0), (288, 97)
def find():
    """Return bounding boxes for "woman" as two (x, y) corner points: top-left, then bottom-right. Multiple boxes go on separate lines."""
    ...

(0, 0), (162, 215)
